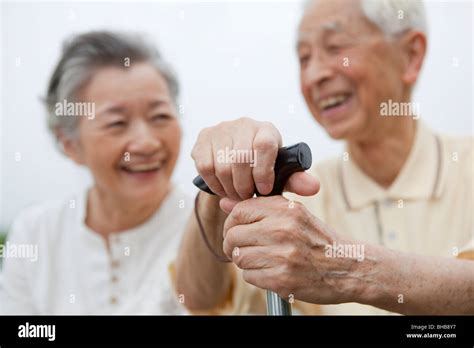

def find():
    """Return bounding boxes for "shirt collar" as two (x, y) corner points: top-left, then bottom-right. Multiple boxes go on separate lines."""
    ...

(339, 121), (445, 210)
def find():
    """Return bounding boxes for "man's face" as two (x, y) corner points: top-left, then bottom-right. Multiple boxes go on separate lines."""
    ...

(71, 62), (181, 204)
(298, 0), (406, 141)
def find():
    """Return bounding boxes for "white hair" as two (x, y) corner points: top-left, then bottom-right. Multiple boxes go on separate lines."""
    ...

(45, 31), (179, 148)
(304, 0), (427, 37)
(361, 0), (427, 36)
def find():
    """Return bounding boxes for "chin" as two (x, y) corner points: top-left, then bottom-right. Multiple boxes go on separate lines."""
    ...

(122, 174), (172, 200)
(323, 113), (365, 140)
(322, 121), (350, 140)
(123, 186), (168, 204)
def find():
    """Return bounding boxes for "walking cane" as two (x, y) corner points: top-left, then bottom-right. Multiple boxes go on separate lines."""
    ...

(193, 142), (312, 316)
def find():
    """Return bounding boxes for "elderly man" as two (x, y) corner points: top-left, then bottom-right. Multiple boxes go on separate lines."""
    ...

(174, 0), (473, 315)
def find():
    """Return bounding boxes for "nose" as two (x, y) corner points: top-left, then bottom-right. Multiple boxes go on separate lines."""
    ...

(302, 51), (335, 89)
(127, 121), (162, 156)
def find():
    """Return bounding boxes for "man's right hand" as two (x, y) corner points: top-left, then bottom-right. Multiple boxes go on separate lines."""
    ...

(191, 117), (320, 205)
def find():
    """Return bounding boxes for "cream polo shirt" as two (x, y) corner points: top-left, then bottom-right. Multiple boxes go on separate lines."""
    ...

(0, 185), (192, 314)
(210, 121), (473, 315)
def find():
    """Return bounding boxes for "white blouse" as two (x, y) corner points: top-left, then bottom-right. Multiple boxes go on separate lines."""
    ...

(0, 185), (192, 314)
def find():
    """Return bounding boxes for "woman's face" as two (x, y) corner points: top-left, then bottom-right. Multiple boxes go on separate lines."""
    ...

(67, 62), (181, 204)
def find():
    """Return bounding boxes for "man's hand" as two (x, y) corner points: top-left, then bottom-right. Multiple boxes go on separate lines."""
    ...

(191, 117), (319, 201)
(221, 196), (474, 314)
(178, 117), (321, 312)
(221, 196), (370, 305)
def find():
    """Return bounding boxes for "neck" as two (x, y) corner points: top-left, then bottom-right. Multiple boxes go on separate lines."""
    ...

(348, 119), (417, 188)
(85, 184), (171, 238)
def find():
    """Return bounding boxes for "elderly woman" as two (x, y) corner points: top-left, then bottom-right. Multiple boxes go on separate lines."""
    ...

(0, 31), (191, 314)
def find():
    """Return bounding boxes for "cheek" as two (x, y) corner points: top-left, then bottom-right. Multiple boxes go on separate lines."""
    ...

(163, 122), (182, 162)
(79, 129), (123, 176)
(299, 71), (312, 99)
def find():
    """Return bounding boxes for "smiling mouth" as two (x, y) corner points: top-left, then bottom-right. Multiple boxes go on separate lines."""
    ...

(318, 93), (352, 112)
(120, 161), (163, 173)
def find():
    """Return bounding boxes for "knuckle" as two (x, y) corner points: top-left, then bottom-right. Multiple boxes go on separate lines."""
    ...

(230, 201), (247, 221)
(196, 161), (214, 177)
(288, 201), (305, 218)
(261, 121), (277, 132)
(197, 127), (211, 140)
(214, 163), (232, 178)
(253, 136), (278, 153)
(190, 147), (197, 160)
(237, 116), (253, 123)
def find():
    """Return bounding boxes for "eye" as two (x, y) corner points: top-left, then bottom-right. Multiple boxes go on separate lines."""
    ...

(327, 41), (347, 55)
(299, 54), (310, 67)
(107, 120), (126, 128)
(151, 114), (172, 122)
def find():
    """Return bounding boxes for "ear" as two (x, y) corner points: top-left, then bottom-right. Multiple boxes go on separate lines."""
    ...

(400, 31), (427, 86)
(57, 131), (86, 166)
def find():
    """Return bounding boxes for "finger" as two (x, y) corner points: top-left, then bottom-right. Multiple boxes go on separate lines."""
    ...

(222, 198), (268, 239)
(251, 124), (282, 195)
(223, 222), (273, 257)
(192, 137), (226, 197)
(231, 246), (273, 270)
(222, 196), (288, 237)
(232, 131), (257, 200)
(284, 171), (320, 196)
(242, 268), (276, 291)
(212, 137), (241, 201)
(219, 197), (239, 215)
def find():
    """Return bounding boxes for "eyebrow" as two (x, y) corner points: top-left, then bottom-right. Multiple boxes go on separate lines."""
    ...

(148, 99), (168, 109)
(96, 103), (126, 116)
(95, 99), (169, 116)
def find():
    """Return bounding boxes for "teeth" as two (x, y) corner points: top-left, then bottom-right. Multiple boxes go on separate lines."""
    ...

(319, 94), (349, 110)
(122, 162), (162, 172)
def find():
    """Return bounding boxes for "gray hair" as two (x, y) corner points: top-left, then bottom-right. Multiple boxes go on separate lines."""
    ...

(45, 30), (179, 144)
(361, 0), (427, 37)
(304, 0), (427, 37)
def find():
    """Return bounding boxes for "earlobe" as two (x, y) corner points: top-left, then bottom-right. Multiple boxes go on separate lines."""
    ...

(401, 31), (427, 85)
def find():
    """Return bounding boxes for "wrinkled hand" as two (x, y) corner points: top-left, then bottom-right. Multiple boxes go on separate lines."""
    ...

(191, 117), (319, 201)
(221, 196), (368, 305)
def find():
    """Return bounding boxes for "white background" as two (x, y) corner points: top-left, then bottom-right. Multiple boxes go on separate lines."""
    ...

(1, 0), (472, 230)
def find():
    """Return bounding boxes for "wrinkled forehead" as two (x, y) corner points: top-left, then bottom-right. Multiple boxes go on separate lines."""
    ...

(297, 0), (376, 47)
(297, 21), (343, 43)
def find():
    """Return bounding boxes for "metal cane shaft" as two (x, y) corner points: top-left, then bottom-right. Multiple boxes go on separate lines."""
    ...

(266, 290), (292, 315)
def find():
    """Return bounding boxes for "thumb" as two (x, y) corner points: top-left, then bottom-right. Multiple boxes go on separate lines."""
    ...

(219, 197), (239, 214)
(284, 171), (320, 196)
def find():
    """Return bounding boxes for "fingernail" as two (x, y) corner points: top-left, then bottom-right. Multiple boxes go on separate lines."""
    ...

(257, 183), (271, 195)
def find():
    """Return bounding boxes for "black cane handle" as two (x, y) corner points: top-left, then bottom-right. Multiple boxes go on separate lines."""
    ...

(192, 142), (312, 196)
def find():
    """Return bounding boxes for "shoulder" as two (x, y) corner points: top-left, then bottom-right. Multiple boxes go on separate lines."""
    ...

(438, 133), (473, 182)
(7, 194), (82, 244)
(439, 133), (473, 158)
